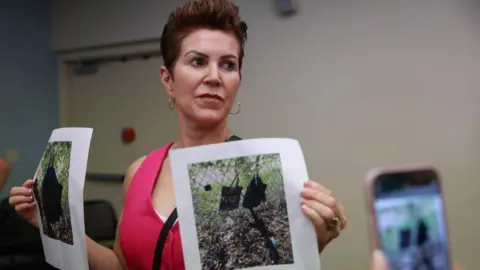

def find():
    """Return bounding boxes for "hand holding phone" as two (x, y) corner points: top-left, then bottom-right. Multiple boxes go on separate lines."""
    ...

(365, 165), (452, 270)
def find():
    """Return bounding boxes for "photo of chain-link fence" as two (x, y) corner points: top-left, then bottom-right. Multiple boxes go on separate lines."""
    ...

(33, 141), (73, 245)
(188, 153), (294, 269)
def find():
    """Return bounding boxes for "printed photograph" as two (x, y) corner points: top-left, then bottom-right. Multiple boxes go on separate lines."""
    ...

(375, 196), (450, 270)
(33, 141), (74, 245)
(188, 153), (294, 269)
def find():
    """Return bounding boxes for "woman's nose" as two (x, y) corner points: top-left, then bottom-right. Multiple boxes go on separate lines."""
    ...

(204, 65), (221, 86)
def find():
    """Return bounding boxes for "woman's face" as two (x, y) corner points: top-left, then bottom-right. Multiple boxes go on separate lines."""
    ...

(160, 28), (241, 127)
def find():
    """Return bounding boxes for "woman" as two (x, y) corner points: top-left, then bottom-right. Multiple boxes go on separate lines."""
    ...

(8, 0), (347, 269)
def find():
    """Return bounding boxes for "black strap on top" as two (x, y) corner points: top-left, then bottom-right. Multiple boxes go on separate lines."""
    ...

(152, 135), (242, 270)
(152, 208), (178, 270)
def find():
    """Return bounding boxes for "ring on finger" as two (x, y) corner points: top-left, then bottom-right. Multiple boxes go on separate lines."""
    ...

(327, 216), (340, 229)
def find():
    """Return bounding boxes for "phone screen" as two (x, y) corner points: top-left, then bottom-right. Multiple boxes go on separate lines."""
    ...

(373, 170), (451, 270)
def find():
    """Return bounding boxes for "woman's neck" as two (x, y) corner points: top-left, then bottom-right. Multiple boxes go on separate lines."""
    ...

(173, 118), (232, 149)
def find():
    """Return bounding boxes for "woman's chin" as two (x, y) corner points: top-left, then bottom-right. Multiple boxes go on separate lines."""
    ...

(193, 110), (227, 126)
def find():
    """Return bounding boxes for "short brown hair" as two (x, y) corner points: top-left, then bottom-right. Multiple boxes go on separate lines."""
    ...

(160, 0), (248, 73)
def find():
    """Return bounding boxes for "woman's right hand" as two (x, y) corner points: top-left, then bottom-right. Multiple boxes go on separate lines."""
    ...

(9, 179), (38, 227)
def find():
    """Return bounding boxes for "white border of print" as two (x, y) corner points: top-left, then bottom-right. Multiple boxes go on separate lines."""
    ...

(34, 127), (93, 270)
(170, 138), (321, 270)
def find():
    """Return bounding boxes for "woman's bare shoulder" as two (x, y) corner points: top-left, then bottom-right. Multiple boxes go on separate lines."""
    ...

(121, 143), (172, 198)
(122, 156), (147, 197)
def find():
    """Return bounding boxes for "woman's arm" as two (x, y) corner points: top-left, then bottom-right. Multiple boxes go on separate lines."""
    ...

(87, 235), (125, 270)
(0, 156), (12, 190)
(86, 156), (146, 270)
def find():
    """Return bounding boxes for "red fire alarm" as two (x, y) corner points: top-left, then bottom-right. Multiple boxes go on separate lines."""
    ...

(121, 127), (136, 144)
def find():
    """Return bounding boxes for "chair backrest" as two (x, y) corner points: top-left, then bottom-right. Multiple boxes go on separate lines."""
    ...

(84, 199), (118, 241)
(0, 198), (44, 255)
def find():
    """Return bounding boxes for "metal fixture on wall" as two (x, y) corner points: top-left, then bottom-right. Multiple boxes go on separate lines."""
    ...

(73, 61), (99, 75)
(68, 51), (162, 76)
(275, 0), (297, 15)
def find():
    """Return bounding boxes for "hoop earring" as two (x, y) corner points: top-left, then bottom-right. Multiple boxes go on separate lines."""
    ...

(230, 100), (241, 115)
(168, 98), (176, 110)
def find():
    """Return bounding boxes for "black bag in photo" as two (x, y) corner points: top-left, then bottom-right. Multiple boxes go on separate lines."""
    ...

(219, 174), (243, 211)
(42, 153), (64, 222)
(242, 171), (267, 210)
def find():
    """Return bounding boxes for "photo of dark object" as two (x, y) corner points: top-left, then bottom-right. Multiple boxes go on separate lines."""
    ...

(416, 219), (429, 246)
(242, 158), (267, 210)
(399, 229), (411, 250)
(33, 141), (74, 245)
(42, 154), (64, 236)
(379, 200), (449, 270)
(219, 175), (243, 211)
(416, 219), (434, 270)
(189, 153), (293, 269)
(242, 161), (278, 264)
(396, 220), (434, 269)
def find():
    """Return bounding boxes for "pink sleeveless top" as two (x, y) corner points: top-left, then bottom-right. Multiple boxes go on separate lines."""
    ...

(120, 142), (185, 270)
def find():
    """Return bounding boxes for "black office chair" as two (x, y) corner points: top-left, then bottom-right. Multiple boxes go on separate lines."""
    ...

(0, 198), (57, 270)
(84, 199), (118, 248)
(0, 198), (117, 269)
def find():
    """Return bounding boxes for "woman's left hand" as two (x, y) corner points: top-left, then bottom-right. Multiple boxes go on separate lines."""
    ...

(300, 180), (348, 252)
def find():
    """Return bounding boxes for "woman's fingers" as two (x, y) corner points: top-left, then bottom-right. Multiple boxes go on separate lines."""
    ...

(301, 187), (346, 226)
(301, 204), (326, 229)
(15, 202), (36, 213)
(301, 198), (336, 220)
(10, 186), (32, 197)
(305, 180), (332, 195)
(9, 194), (34, 206)
(9, 179), (35, 207)
(10, 179), (34, 196)
(22, 179), (34, 187)
(301, 187), (337, 209)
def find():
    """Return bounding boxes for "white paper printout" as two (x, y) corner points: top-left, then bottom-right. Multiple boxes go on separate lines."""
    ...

(32, 128), (93, 270)
(170, 138), (321, 270)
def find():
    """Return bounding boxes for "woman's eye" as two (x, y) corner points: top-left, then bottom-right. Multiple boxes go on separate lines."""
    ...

(222, 61), (236, 71)
(191, 58), (204, 67)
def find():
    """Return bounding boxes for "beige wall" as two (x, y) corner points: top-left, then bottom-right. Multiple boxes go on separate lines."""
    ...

(60, 0), (480, 269)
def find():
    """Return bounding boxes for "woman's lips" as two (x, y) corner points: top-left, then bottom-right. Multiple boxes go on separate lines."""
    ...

(198, 93), (224, 102)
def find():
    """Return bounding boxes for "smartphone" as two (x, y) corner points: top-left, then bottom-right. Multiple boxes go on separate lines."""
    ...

(365, 165), (452, 270)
